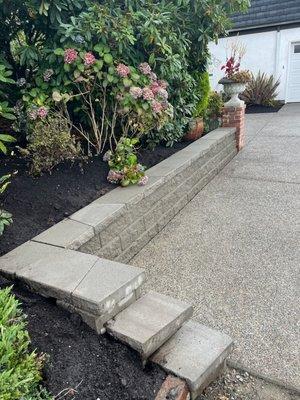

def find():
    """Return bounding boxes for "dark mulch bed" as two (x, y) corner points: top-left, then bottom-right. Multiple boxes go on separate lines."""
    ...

(245, 104), (284, 114)
(0, 276), (166, 399)
(0, 142), (188, 256)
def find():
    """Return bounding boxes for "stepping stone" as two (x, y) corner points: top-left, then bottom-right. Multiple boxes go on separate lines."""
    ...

(151, 321), (233, 400)
(107, 291), (193, 360)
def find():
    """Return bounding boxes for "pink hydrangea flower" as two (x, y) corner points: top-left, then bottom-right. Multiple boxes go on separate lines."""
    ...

(64, 48), (78, 64)
(116, 63), (130, 77)
(107, 170), (124, 184)
(138, 175), (149, 186)
(150, 81), (160, 95)
(84, 52), (96, 66)
(139, 62), (152, 75)
(142, 87), (155, 101)
(157, 88), (168, 100)
(151, 100), (163, 113)
(129, 86), (143, 99)
(158, 80), (168, 89)
(37, 107), (48, 119)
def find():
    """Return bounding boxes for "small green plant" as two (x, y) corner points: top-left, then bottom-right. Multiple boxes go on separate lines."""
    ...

(193, 71), (210, 118)
(103, 137), (148, 187)
(21, 112), (81, 175)
(241, 72), (280, 106)
(0, 132), (16, 235)
(0, 286), (53, 400)
(204, 91), (224, 133)
(0, 174), (13, 235)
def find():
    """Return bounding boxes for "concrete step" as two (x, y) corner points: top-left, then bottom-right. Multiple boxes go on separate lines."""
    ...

(106, 291), (193, 360)
(151, 321), (233, 400)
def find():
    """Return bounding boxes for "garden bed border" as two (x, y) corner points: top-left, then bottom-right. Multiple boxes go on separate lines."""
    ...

(30, 127), (237, 263)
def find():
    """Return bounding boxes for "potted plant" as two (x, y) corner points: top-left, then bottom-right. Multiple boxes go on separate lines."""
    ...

(184, 71), (210, 141)
(219, 41), (251, 107)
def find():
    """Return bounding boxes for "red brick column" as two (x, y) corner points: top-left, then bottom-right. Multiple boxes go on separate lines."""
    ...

(222, 105), (246, 151)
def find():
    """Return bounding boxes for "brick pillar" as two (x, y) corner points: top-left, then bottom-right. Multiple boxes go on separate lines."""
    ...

(222, 105), (246, 151)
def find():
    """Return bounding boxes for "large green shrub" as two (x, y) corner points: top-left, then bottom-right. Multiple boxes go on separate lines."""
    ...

(0, 286), (53, 400)
(0, 0), (249, 148)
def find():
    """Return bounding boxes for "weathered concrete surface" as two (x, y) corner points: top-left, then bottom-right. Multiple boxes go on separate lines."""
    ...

(152, 321), (233, 400)
(132, 105), (300, 389)
(107, 291), (193, 359)
(0, 241), (98, 300)
(71, 258), (145, 314)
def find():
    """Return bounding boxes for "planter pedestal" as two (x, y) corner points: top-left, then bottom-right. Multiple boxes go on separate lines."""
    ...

(222, 105), (245, 151)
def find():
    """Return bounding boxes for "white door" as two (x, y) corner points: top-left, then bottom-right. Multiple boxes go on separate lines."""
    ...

(287, 43), (300, 102)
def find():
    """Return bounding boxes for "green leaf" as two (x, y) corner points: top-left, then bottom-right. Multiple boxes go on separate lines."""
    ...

(94, 44), (104, 54)
(0, 141), (7, 154)
(131, 73), (140, 82)
(123, 78), (132, 87)
(1, 113), (15, 120)
(78, 64), (85, 72)
(0, 134), (16, 143)
(54, 48), (65, 56)
(104, 53), (113, 64)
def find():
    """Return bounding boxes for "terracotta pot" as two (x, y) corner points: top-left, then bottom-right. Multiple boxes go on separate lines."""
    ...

(183, 117), (204, 141)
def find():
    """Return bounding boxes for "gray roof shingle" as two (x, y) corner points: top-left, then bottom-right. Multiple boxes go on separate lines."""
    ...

(231, 0), (300, 31)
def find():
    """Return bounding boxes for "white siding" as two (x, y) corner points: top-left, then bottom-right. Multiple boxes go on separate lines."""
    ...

(208, 27), (300, 101)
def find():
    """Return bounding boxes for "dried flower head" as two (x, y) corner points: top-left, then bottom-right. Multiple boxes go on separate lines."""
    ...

(138, 175), (149, 186)
(43, 69), (54, 82)
(139, 62), (152, 75)
(116, 63), (130, 78)
(142, 87), (155, 101)
(151, 100), (163, 113)
(129, 86), (143, 99)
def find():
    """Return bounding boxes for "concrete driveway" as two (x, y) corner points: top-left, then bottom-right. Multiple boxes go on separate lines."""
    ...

(132, 104), (300, 390)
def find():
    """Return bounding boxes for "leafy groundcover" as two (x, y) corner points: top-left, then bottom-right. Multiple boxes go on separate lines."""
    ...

(0, 286), (52, 400)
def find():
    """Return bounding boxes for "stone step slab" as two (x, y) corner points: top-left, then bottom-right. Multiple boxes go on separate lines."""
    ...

(0, 241), (145, 333)
(106, 291), (193, 360)
(151, 321), (233, 400)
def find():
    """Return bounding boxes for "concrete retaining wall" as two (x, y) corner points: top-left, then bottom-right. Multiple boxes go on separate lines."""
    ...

(31, 128), (236, 263)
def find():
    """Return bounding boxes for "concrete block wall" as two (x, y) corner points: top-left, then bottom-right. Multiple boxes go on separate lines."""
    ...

(75, 128), (238, 263)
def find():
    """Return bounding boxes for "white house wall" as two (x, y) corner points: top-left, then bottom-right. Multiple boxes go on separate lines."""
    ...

(208, 27), (300, 101)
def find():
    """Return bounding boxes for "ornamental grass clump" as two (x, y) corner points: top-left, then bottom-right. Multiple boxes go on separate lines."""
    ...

(0, 286), (53, 400)
(240, 72), (280, 106)
(103, 137), (148, 187)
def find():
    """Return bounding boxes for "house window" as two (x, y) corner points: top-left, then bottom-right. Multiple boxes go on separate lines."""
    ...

(294, 44), (300, 53)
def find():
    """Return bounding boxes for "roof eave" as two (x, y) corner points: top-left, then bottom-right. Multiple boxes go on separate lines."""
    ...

(230, 20), (300, 33)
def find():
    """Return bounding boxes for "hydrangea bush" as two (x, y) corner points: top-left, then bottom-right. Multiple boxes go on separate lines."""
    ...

(22, 45), (173, 156)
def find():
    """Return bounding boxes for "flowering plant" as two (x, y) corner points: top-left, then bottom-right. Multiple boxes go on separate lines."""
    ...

(28, 45), (174, 155)
(221, 40), (250, 83)
(103, 137), (148, 187)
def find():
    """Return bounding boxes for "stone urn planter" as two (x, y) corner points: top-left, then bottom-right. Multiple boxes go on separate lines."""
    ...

(219, 77), (247, 107)
(183, 117), (204, 141)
